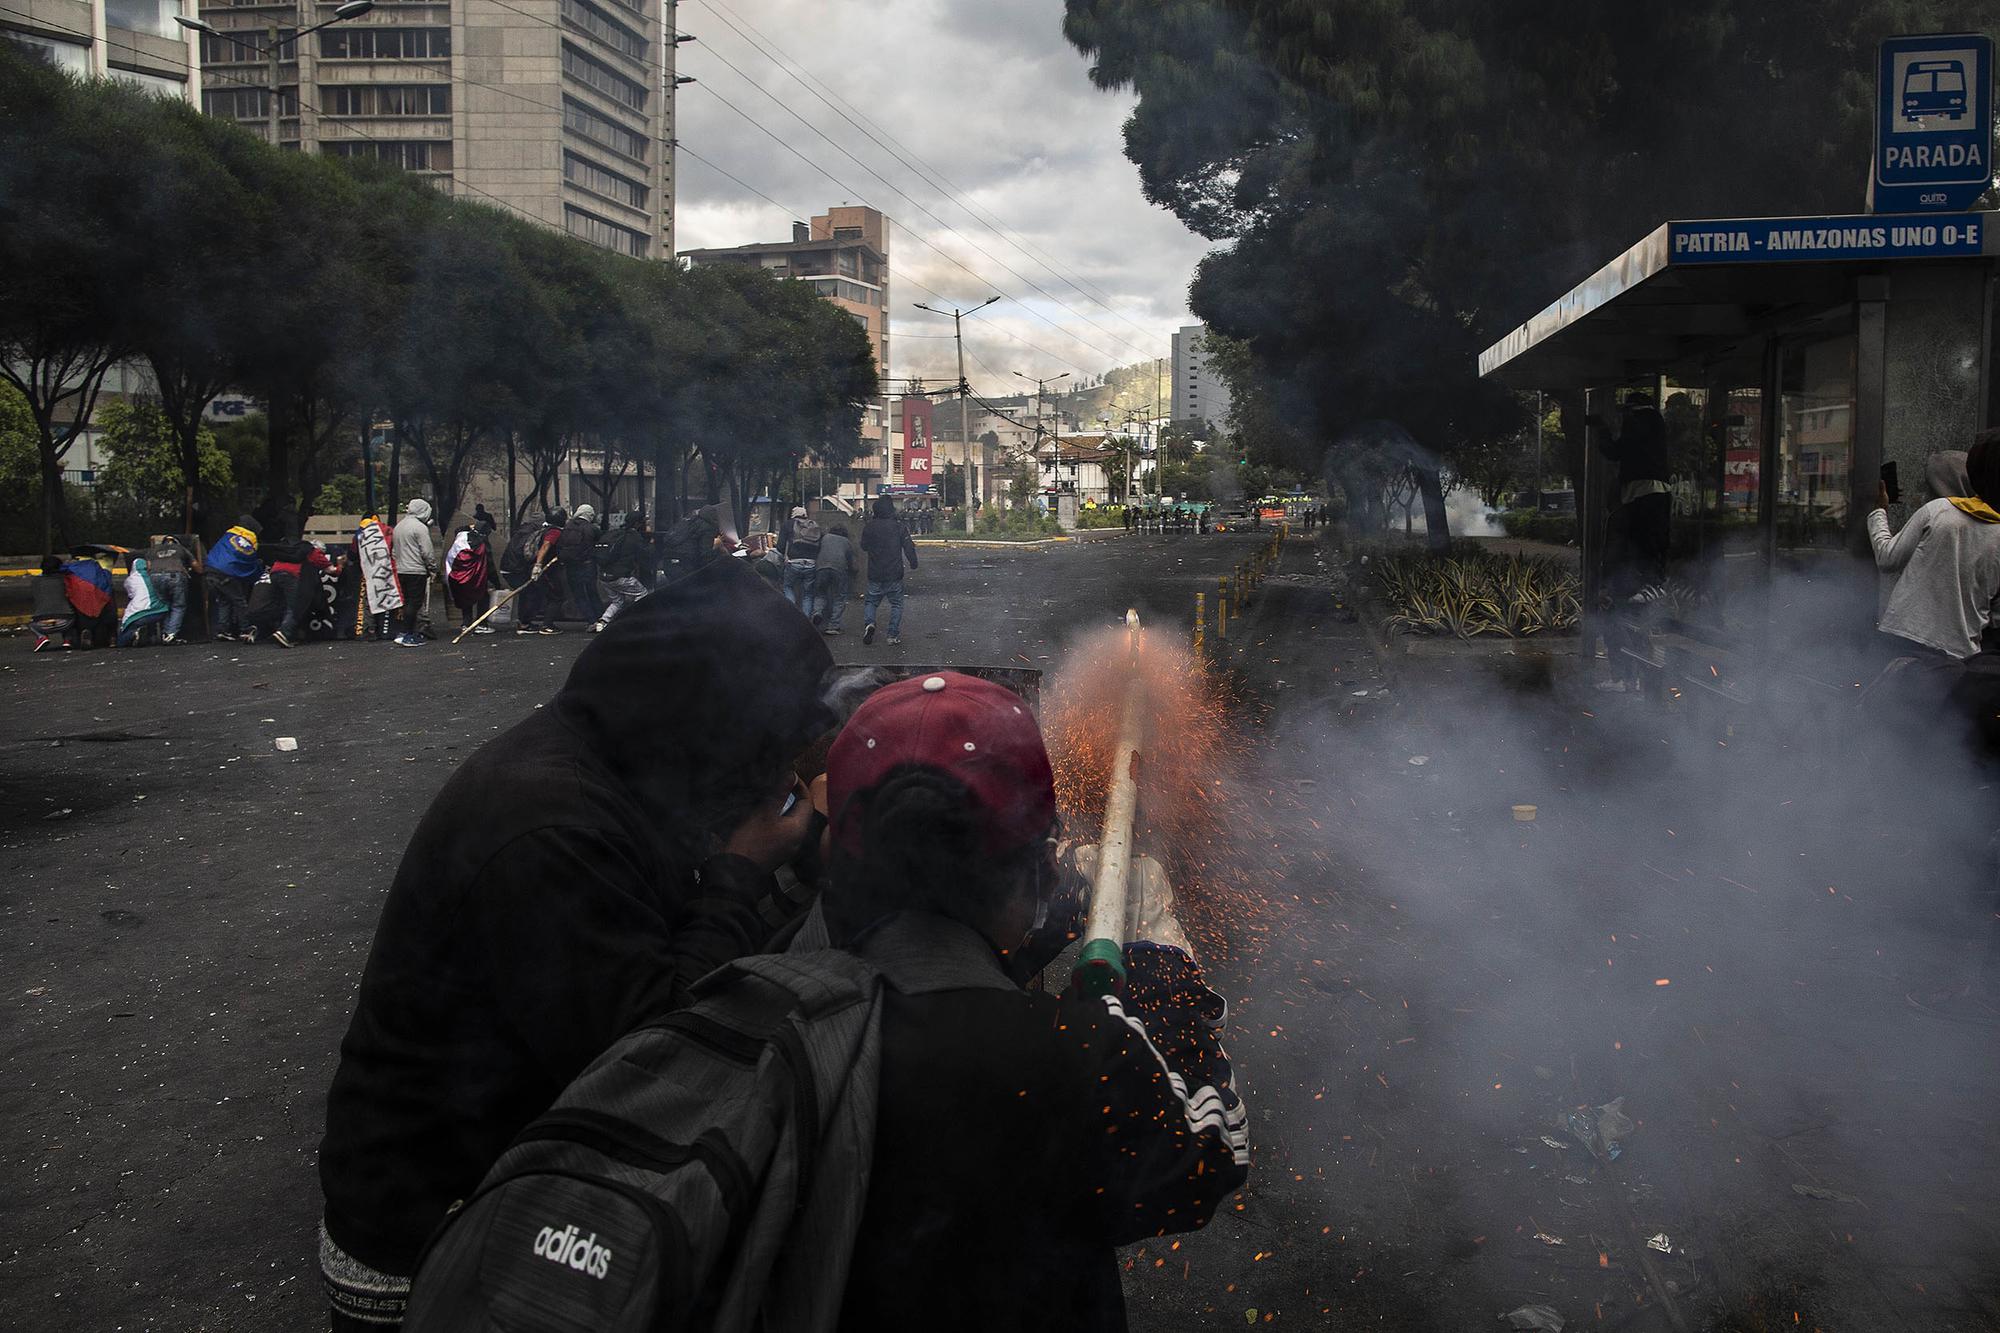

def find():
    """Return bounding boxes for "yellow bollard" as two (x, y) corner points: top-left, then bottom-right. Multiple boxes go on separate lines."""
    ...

(1217, 578), (1229, 640)
(1194, 591), (1206, 657)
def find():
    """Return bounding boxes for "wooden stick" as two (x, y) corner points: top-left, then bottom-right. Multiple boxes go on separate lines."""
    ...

(451, 559), (557, 643)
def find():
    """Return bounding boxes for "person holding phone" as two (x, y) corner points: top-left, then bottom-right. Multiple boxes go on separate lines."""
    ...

(1869, 435), (2000, 666)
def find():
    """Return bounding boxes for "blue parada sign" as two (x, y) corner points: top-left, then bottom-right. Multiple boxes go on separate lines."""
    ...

(1669, 214), (1985, 264)
(1873, 33), (1994, 212)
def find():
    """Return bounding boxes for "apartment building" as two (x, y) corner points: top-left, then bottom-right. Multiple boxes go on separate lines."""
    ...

(681, 206), (893, 497)
(3, 0), (199, 100)
(1171, 323), (1233, 430)
(193, 0), (680, 258)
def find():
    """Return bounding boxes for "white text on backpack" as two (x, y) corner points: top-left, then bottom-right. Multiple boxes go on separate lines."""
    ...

(532, 1223), (613, 1280)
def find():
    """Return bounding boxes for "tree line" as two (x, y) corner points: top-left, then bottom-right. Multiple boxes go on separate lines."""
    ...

(0, 44), (879, 551)
(1063, 0), (1996, 544)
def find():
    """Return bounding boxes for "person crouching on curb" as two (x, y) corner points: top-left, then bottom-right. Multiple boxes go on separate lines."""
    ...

(820, 671), (1251, 1330)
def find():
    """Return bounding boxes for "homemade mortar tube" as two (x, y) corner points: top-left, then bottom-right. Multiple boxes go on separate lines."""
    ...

(1076, 610), (1149, 995)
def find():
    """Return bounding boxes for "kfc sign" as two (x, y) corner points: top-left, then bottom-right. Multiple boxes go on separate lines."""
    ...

(902, 397), (934, 482)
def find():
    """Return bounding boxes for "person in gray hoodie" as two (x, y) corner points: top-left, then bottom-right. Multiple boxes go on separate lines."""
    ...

(1869, 437), (2000, 662)
(392, 499), (439, 647)
(813, 521), (858, 634)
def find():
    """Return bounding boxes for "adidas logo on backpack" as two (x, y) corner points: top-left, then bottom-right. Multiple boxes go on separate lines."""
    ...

(402, 944), (892, 1332)
(532, 1223), (613, 1280)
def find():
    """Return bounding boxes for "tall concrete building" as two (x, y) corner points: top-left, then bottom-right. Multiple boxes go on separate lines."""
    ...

(3, 0), (199, 100)
(193, 0), (680, 258)
(1171, 323), (1233, 430)
(681, 206), (893, 497)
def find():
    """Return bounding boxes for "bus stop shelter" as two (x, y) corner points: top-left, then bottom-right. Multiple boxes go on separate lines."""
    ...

(1479, 212), (1998, 690)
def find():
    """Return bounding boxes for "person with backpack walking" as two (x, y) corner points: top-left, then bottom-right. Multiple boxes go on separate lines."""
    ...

(860, 495), (919, 645)
(591, 511), (651, 632)
(445, 524), (497, 635)
(318, 558), (835, 1330)
(814, 521), (857, 634)
(391, 499), (439, 647)
(559, 503), (601, 623)
(499, 510), (564, 636)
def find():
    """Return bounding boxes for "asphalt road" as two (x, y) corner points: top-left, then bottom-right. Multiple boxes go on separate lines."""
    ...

(0, 530), (1258, 1331)
(4, 528), (1996, 1331)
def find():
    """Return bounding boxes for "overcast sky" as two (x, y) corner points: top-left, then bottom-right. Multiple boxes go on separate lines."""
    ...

(671, 0), (1212, 393)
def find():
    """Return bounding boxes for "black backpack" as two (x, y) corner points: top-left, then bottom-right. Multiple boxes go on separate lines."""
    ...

(501, 524), (545, 574)
(660, 514), (719, 571)
(402, 943), (886, 1333)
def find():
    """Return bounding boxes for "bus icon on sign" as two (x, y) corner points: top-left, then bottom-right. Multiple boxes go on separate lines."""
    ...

(1903, 59), (1969, 121)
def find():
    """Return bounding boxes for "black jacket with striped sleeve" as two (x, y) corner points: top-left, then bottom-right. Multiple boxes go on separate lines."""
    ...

(835, 920), (1250, 1332)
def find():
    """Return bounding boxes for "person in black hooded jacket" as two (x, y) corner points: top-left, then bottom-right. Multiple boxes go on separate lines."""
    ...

(317, 559), (835, 1330)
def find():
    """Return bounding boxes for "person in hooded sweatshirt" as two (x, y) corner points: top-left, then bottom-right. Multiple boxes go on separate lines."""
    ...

(391, 499), (439, 647)
(558, 502), (602, 623)
(1870, 434), (2000, 663)
(205, 514), (262, 642)
(317, 558), (835, 1331)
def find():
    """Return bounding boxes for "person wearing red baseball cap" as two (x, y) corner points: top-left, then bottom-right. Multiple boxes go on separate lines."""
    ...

(821, 671), (1250, 1331)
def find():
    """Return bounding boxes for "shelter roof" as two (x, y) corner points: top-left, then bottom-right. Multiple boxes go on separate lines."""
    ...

(1479, 213), (1997, 388)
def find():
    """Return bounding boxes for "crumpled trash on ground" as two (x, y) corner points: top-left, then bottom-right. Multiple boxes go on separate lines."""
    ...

(1565, 1096), (1636, 1161)
(1500, 1304), (1565, 1331)
(1646, 1233), (1672, 1252)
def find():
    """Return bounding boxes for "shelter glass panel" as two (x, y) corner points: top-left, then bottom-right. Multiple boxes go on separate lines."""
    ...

(1775, 335), (1856, 552)
(1661, 378), (1765, 634)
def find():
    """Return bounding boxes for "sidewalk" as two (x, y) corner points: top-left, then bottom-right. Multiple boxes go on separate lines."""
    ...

(1126, 533), (2000, 1331)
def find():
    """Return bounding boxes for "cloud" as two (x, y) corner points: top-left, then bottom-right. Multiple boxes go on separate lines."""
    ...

(673, 0), (1210, 385)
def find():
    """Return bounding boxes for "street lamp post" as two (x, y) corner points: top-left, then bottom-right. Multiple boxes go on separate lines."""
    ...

(178, 0), (374, 152)
(913, 295), (1000, 532)
(1015, 371), (1069, 513)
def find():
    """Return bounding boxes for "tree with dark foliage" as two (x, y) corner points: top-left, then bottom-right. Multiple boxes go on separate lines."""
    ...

(1063, 0), (1997, 545)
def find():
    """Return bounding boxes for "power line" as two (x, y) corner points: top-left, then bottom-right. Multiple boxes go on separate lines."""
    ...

(685, 81), (1118, 371)
(690, 0), (1158, 345)
(31, 3), (1148, 382)
(682, 40), (1161, 364)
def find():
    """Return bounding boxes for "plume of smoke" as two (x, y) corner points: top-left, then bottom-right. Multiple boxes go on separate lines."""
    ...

(1151, 555), (1999, 1323)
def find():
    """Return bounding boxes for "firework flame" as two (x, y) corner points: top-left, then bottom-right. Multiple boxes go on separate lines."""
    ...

(1043, 624), (1270, 960)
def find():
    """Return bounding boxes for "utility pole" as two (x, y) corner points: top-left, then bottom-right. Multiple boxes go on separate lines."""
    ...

(1534, 389), (1544, 504)
(266, 20), (281, 149)
(1015, 370), (1070, 512)
(913, 296), (999, 531)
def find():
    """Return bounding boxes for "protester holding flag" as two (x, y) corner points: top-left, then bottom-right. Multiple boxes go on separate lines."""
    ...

(205, 515), (261, 642)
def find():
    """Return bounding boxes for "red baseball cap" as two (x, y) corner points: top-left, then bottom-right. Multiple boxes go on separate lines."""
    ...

(826, 671), (1055, 855)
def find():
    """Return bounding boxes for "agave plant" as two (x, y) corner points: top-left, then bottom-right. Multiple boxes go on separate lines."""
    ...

(1372, 549), (1581, 639)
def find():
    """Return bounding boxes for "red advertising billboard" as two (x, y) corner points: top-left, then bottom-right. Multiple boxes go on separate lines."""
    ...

(902, 396), (934, 489)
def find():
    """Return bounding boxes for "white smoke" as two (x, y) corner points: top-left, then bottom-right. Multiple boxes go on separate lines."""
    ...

(1445, 484), (1506, 536)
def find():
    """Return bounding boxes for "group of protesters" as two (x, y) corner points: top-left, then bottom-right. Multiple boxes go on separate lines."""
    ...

(736, 494), (922, 645)
(24, 491), (930, 653)
(313, 554), (1249, 1330)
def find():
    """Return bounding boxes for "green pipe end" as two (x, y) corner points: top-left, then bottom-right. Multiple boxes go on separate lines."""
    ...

(1076, 938), (1126, 995)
